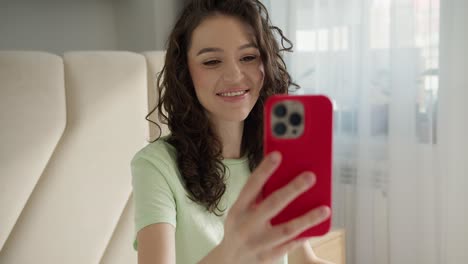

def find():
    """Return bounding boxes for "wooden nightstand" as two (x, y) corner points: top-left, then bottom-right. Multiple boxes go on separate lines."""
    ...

(309, 229), (346, 264)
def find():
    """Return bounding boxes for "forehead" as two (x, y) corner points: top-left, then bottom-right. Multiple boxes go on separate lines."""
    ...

(189, 15), (257, 52)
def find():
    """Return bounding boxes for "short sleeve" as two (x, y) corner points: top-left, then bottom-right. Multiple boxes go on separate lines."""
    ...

(131, 156), (177, 249)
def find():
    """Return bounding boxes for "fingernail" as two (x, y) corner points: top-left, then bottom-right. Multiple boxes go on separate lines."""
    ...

(320, 206), (331, 217)
(304, 172), (316, 186)
(269, 151), (281, 163)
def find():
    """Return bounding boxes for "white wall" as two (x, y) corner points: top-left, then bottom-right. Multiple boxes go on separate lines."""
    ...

(114, 0), (183, 51)
(0, 0), (184, 54)
(114, 0), (157, 52)
(152, 0), (183, 50)
(438, 0), (468, 263)
(0, 0), (119, 54)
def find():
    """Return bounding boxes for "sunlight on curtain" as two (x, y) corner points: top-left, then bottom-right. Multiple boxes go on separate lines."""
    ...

(263, 1), (442, 263)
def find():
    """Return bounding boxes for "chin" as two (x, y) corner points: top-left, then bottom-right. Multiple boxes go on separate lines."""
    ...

(220, 111), (251, 122)
(224, 114), (250, 122)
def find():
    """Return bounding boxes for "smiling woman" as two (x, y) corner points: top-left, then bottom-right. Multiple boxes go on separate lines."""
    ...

(132, 1), (332, 264)
(148, 0), (296, 218)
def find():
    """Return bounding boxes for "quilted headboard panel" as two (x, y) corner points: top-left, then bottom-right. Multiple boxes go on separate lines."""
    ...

(0, 51), (166, 263)
(0, 51), (66, 252)
(100, 51), (168, 264)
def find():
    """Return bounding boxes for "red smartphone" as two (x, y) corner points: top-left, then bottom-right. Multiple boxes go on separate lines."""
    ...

(262, 94), (333, 238)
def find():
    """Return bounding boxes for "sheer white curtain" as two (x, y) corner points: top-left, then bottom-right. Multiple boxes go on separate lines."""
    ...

(263, 0), (468, 264)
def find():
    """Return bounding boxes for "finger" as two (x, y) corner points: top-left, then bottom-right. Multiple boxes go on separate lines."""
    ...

(258, 206), (331, 250)
(257, 237), (308, 263)
(231, 151), (281, 212)
(254, 171), (316, 222)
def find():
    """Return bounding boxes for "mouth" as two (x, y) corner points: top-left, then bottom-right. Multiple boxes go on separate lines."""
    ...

(216, 89), (250, 97)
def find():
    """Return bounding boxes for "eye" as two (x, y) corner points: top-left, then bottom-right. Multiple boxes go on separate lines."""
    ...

(203, 60), (221, 66)
(241, 55), (257, 62)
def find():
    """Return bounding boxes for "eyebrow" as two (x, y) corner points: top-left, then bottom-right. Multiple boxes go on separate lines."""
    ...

(196, 43), (258, 56)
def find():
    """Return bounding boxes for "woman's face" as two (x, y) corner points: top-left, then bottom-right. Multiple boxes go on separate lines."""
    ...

(187, 15), (265, 125)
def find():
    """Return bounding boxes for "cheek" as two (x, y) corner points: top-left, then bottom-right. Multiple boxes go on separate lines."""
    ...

(189, 65), (215, 95)
(259, 63), (265, 85)
(188, 65), (203, 90)
(253, 63), (265, 92)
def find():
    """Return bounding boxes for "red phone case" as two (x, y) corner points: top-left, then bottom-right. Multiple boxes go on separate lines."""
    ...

(262, 94), (333, 238)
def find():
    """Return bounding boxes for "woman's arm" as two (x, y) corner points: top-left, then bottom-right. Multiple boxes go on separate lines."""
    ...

(137, 223), (176, 264)
(288, 241), (335, 264)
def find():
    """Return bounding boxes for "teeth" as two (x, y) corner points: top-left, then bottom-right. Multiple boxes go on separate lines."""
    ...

(218, 90), (247, 97)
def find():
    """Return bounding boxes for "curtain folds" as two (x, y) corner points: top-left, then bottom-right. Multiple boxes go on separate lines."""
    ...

(262, 0), (468, 263)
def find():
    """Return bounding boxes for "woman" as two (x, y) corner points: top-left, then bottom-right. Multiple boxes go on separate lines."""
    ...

(131, 0), (332, 263)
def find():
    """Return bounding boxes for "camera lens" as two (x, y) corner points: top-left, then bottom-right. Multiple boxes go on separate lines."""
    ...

(289, 113), (302, 126)
(274, 104), (287, 117)
(273, 122), (287, 136)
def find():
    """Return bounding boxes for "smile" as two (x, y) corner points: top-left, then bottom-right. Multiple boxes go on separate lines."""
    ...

(217, 90), (249, 97)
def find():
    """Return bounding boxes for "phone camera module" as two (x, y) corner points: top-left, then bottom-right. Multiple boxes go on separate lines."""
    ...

(271, 100), (305, 139)
(289, 113), (302, 126)
(274, 104), (287, 118)
(274, 122), (287, 136)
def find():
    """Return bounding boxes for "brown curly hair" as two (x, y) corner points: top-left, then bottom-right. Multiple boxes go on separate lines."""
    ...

(146, 0), (298, 215)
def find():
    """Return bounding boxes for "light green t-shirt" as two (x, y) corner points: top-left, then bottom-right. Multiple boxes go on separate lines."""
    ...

(131, 137), (287, 264)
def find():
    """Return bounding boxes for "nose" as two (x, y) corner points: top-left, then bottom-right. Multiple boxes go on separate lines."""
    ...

(222, 60), (243, 83)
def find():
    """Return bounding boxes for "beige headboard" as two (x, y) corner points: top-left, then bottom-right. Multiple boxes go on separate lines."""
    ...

(0, 50), (166, 264)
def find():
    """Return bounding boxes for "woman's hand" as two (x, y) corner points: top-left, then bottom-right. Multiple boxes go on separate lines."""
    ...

(199, 151), (331, 264)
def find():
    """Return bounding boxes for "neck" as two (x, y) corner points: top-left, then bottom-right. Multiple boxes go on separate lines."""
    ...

(211, 119), (244, 159)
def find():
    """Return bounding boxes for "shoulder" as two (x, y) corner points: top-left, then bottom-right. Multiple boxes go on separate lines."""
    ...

(131, 135), (177, 174)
